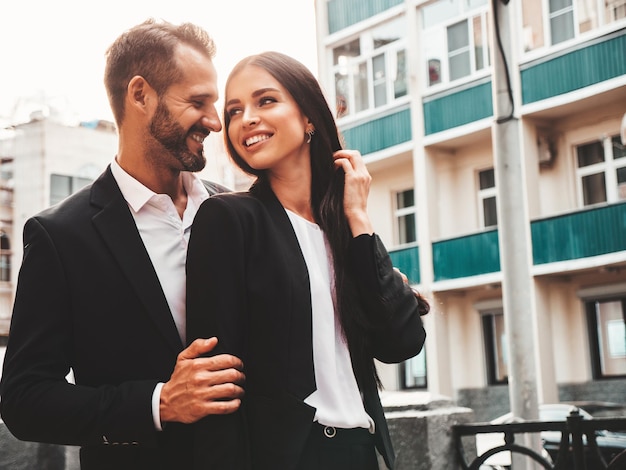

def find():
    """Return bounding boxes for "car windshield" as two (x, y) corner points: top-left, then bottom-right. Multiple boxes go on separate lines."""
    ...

(581, 403), (626, 418)
(540, 405), (592, 421)
(492, 403), (626, 423)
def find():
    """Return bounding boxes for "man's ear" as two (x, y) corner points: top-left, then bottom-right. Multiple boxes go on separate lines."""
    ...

(127, 75), (155, 112)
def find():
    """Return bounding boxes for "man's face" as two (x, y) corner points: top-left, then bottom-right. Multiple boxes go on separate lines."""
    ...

(149, 99), (207, 172)
(146, 44), (222, 173)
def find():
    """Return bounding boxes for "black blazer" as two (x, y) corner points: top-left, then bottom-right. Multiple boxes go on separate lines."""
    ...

(186, 181), (426, 470)
(0, 166), (227, 470)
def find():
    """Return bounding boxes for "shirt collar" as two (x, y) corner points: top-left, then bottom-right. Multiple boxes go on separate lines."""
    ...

(110, 158), (209, 213)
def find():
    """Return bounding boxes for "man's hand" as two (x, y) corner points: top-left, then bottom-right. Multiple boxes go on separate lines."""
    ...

(159, 337), (245, 424)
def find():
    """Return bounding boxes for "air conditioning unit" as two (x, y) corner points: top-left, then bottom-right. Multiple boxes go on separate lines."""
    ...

(537, 134), (556, 168)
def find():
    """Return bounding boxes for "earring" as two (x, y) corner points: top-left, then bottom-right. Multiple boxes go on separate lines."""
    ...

(306, 128), (315, 144)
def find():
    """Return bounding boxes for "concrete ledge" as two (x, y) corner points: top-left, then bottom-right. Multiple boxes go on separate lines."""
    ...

(0, 421), (74, 470)
(380, 391), (475, 470)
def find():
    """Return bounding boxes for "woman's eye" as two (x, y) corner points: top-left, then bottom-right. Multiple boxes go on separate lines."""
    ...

(259, 97), (276, 106)
(227, 108), (242, 117)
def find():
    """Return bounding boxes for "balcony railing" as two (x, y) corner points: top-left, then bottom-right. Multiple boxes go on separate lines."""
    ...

(521, 29), (626, 105)
(341, 107), (412, 156)
(327, 0), (403, 34)
(432, 229), (500, 281)
(388, 244), (420, 284)
(431, 202), (626, 281)
(531, 201), (626, 265)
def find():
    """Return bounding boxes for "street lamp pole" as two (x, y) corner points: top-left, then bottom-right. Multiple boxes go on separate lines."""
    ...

(489, 0), (540, 439)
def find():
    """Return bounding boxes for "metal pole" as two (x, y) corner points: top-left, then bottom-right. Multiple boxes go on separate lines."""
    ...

(489, 1), (541, 466)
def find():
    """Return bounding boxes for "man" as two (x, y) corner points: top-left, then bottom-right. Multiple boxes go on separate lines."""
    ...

(0, 19), (244, 469)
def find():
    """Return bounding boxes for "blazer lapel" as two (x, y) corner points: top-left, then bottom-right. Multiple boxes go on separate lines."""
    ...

(90, 167), (183, 353)
(251, 181), (316, 399)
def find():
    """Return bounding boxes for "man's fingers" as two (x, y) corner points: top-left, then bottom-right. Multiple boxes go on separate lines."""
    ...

(178, 337), (218, 360)
(178, 339), (244, 372)
(202, 398), (242, 416)
(187, 367), (245, 392)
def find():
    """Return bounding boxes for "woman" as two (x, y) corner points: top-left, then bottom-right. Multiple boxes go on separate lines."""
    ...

(186, 51), (428, 470)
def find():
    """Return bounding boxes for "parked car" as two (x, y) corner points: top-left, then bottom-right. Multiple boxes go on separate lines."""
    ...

(476, 402), (626, 469)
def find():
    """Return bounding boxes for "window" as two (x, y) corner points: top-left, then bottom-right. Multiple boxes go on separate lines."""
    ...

(523, 0), (626, 52)
(607, 0), (626, 22)
(482, 311), (508, 384)
(50, 174), (93, 206)
(0, 188), (12, 207)
(0, 158), (13, 208)
(586, 297), (626, 378)
(549, 0), (576, 44)
(402, 348), (427, 389)
(0, 158), (13, 181)
(478, 168), (497, 227)
(332, 17), (407, 118)
(421, 0), (490, 87)
(394, 189), (417, 245)
(576, 135), (626, 206)
(0, 232), (10, 282)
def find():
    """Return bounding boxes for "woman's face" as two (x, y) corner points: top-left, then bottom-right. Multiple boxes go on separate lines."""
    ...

(225, 65), (311, 175)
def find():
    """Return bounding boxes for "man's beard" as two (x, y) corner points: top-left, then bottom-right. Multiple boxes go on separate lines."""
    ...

(149, 100), (207, 172)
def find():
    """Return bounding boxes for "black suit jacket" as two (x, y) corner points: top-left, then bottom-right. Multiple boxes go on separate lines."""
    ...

(186, 181), (426, 470)
(0, 165), (227, 470)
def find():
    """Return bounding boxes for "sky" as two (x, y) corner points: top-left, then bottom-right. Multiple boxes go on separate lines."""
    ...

(0, 0), (319, 124)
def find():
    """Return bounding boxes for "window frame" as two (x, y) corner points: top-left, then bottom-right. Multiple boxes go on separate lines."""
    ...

(331, 17), (408, 121)
(585, 296), (626, 379)
(523, 0), (626, 53)
(477, 167), (498, 228)
(393, 188), (418, 246)
(481, 310), (509, 385)
(400, 347), (428, 390)
(50, 173), (93, 207)
(0, 232), (10, 283)
(575, 134), (626, 207)
(421, 0), (491, 89)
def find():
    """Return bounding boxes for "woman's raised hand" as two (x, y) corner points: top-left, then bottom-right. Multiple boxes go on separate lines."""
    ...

(333, 150), (374, 236)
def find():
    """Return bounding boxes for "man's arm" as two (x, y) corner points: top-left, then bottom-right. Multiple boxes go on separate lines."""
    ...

(0, 217), (244, 447)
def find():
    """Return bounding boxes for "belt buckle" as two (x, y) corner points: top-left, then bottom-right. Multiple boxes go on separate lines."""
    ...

(323, 426), (336, 438)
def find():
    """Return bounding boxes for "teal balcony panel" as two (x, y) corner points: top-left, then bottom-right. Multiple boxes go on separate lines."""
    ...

(423, 81), (493, 135)
(432, 229), (500, 281)
(521, 30), (626, 104)
(389, 245), (420, 284)
(328, 0), (404, 34)
(340, 108), (411, 155)
(531, 202), (626, 265)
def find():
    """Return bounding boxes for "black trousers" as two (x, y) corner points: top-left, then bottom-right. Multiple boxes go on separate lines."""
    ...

(294, 423), (380, 470)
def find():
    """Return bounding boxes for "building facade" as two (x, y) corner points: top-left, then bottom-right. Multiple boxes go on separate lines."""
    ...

(0, 119), (118, 335)
(315, 0), (626, 420)
(0, 117), (247, 338)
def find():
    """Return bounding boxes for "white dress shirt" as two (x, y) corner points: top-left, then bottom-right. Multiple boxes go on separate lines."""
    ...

(110, 159), (210, 430)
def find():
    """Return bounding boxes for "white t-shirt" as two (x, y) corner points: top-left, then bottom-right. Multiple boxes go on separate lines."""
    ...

(286, 209), (374, 432)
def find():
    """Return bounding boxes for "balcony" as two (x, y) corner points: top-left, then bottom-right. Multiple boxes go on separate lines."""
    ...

(327, 0), (403, 34)
(431, 202), (626, 282)
(521, 29), (626, 105)
(433, 229), (500, 281)
(341, 107), (412, 156)
(531, 201), (626, 265)
(423, 79), (493, 136)
(389, 244), (420, 284)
